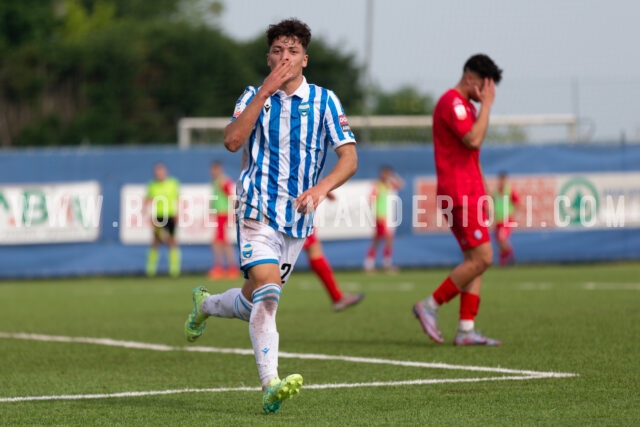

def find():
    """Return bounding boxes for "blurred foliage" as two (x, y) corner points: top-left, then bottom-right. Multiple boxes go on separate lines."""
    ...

(486, 126), (528, 143)
(0, 0), (436, 147)
(373, 85), (433, 116)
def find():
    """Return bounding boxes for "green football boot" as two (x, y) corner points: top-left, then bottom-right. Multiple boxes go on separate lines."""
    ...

(262, 374), (303, 414)
(184, 286), (211, 342)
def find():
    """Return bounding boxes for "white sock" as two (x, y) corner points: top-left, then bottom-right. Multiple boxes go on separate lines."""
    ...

(202, 288), (252, 321)
(458, 320), (474, 332)
(250, 284), (281, 387)
(425, 296), (440, 312)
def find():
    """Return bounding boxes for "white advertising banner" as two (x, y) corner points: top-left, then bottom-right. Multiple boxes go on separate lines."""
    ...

(0, 181), (102, 245)
(315, 179), (378, 240)
(119, 180), (381, 245)
(413, 172), (640, 233)
(119, 184), (237, 245)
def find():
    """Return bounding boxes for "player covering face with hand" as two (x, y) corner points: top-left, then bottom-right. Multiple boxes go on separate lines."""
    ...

(414, 54), (503, 346)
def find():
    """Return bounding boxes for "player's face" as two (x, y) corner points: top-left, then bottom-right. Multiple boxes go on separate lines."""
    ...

(211, 164), (222, 179)
(267, 36), (308, 80)
(154, 165), (167, 181)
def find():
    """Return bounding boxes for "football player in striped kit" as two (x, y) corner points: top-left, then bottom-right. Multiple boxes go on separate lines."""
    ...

(184, 18), (358, 414)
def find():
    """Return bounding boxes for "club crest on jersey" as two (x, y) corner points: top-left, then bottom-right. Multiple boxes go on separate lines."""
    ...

(242, 243), (253, 259)
(339, 114), (352, 133)
(298, 103), (310, 117)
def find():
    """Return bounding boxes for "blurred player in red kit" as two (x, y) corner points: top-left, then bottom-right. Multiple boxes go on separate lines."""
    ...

(208, 161), (240, 279)
(492, 171), (519, 266)
(305, 193), (364, 311)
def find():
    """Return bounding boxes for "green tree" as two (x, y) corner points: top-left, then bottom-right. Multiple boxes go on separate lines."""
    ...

(485, 126), (528, 143)
(0, 1), (371, 146)
(0, 1), (56, 48)
(373, 85), (433, 115)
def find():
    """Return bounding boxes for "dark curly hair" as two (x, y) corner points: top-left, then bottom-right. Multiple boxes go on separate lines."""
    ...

(266, 19), (312, 50)
(463, 54), (503, 84)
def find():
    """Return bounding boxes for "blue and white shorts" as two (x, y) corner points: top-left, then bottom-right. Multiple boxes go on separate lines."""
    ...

(237, 218), (306, 285)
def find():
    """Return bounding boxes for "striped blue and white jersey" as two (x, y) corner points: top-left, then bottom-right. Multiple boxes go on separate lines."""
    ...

(231, 77), (356, 238)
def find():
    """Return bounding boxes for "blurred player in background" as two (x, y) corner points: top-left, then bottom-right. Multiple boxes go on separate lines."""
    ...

(183, 19), (358, 414)
(413, 54), (503, 346)
(145, 162), (181, 277)
(208, 160), (240, 279)
(364, 165), (404, 273)
(492, 171), (519, 266)
(305, 193), (364, 311)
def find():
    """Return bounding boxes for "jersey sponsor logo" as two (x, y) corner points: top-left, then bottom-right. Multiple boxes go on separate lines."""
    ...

(339, 114), (352, 133)
(298, 102), (310, 117)
(264, 103), (271, 113)
(233, 101), (243, 118)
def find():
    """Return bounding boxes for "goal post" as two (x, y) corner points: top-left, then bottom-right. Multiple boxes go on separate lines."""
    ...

(177, 114), (578, 148)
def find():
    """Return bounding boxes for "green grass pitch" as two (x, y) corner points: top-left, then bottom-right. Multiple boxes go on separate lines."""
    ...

(1, 263), (639, 425)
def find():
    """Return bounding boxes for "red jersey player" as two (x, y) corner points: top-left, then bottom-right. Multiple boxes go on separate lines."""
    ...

(208, 161), (240, 279)
(304, 192), (364, 311)
(413, 54), (503, 346)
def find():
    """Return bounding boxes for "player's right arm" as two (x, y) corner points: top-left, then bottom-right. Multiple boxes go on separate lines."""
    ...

(461, 78), (495, 149)
(224, 60), (295, 152)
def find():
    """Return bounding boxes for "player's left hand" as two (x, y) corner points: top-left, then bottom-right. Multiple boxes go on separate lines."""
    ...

(294, 186), (328, 214)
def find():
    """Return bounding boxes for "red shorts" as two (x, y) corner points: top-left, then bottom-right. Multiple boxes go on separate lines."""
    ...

(214, 214), (229, 243)
(441, 201), (490, 251)
(495, 221), (513, 242)
(375, 219), (392, 238)
(303, 230), (318, 250)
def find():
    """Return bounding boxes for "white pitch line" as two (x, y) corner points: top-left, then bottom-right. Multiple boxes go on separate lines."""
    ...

(0, 332), (577, 378)
(582, 282), (640, 290)
(516, 282), (640, 291)
(0, 375), (568, 404)
(0, 332), (577, 403)
(0, 387), (258, 403)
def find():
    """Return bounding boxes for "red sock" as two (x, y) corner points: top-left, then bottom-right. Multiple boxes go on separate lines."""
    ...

(459, 292), (480, 321)
(366, 246), (376, 259)
(432, 276), (461, 305)
(499, 250), (508, 266)
(507, 247), (514, 261)
(309, 256), (342, 302)
(383, 245), (392, 259)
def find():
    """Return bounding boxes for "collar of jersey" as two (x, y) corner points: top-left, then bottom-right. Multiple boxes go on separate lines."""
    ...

(274, 76), (309, 99)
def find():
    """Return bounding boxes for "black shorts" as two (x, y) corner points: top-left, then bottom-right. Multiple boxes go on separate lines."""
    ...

(153, 216), (176, 239)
